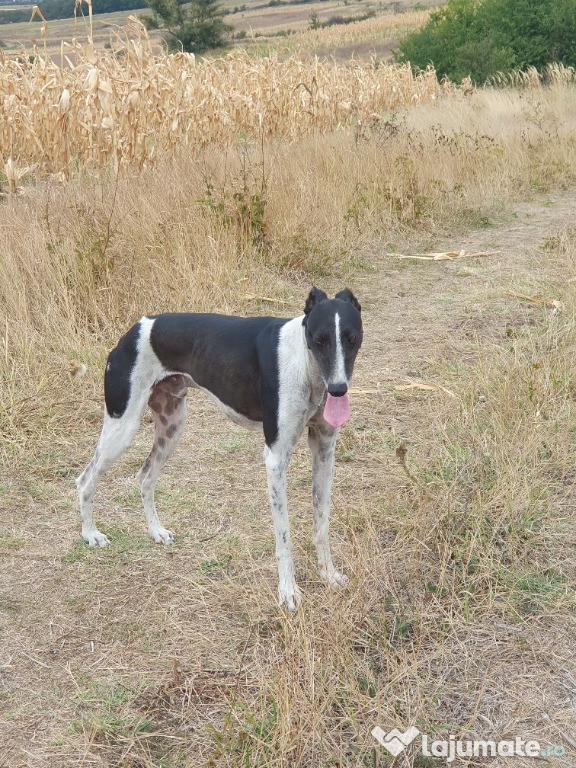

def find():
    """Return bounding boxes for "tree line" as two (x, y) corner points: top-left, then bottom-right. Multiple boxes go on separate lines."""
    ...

(0, 0), (145, 23)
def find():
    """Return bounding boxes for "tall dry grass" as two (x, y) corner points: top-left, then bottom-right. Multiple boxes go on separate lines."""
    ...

(491, 62), (576, 88)
(3, 80), (576, 461)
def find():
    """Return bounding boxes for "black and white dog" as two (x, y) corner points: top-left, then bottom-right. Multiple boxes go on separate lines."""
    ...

(76, 287), (363, 610)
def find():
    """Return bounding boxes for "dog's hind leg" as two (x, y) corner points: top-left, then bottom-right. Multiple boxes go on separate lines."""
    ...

(308, 418), (348, 588)
(77, 406), (144, 547)
(137, 374), (191, 544)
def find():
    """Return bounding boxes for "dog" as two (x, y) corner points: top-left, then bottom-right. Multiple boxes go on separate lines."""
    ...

(76, 287), (363, 610)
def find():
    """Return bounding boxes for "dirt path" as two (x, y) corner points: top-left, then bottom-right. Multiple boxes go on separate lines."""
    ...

(2, 191), (576, 766)
(356, 192), (576, 382)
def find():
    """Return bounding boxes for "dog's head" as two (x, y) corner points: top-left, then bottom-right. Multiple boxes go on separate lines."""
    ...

(302, 287), (363, 427)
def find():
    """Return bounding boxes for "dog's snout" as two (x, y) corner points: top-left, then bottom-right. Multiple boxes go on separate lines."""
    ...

(328, 383), (348, 398)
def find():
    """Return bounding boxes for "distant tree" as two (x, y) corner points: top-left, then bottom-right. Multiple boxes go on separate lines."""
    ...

(308, 10), (321, 29)
(396, 0), (481, 82)
(0, 8), (29, 23)
(396, 0), (576, 84)
(142, 0), (232, 53)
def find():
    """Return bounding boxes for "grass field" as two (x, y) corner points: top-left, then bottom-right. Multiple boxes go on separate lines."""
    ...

(1, 8), (576, 768)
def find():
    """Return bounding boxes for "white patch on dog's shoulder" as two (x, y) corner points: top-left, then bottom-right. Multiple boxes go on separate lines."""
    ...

(130, 317), (166, 391)
(275, 317), (323, 443)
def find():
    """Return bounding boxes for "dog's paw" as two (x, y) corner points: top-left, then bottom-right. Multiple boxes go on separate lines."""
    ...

(150, 526), (174, 545)
(320, 568), (349, 588)
(85, 530), (110, 548)
(278, 580), (302, 611)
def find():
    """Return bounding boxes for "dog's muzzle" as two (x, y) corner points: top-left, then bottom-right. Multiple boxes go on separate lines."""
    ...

(328, 382), (348, 398)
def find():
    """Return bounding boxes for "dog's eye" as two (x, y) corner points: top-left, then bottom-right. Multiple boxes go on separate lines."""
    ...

(347, 334), (357, 345)
(314, 335), (329, 347)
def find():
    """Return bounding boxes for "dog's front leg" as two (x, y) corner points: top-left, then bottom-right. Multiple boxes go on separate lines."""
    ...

(308, 419), (348, 588)
(264, 446), (302, 611)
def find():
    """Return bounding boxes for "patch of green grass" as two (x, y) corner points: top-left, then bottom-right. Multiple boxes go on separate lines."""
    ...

(64, 592), (95, 614)
(413, 756), (439, 768)
(0, 592), (21, 611)
(0, 481), (18, 502)
(356, 672), (377, 698)
(506, 567), (569, 615)
(72, 680), (153, 746)
(61, 538), (91, 564)
(426, 442), (472, 485)
(101, 526), (152, 552)
(102, 620), (148, 645)
(214, 436), (251, 454)
(0, 529), (24, 551)
(101, 530), (162, 567)
(200, 555), (231, 577)
(26, 479), (64, 503)
(112, 486), (142, 507)
(390, 615), (415, 647)
(66, 526), (166, 567)
(208, 698), (278, 766)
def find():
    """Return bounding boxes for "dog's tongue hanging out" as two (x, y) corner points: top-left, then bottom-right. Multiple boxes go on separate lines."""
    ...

(323, 393), (351, 429)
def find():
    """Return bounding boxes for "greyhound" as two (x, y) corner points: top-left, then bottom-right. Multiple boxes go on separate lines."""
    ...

(76, 287), (363, 610)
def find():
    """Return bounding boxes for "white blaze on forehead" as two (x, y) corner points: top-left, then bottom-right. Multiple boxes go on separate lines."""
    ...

(332, 312), (346, 384)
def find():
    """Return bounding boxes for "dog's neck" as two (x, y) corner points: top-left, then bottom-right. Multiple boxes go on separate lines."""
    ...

(305, 339), (328, 408)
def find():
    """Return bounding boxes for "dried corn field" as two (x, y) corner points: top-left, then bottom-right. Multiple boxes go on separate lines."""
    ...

(292, 9), (430, 50)
(0, 19), (442, 178)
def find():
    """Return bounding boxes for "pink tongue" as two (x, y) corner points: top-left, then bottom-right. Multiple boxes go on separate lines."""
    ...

(323, 393), (351, 428)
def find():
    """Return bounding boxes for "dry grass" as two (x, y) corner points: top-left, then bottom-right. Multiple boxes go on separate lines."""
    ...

(2, 197), (576, 767)
(2, 46), (576, 768)
(491, 63), (576, 88)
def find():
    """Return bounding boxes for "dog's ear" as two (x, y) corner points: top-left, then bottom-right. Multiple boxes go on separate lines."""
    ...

(335, 288), (361, 314)
(304, 287), (328, 316)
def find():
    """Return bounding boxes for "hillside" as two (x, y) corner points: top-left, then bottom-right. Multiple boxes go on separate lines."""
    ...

(0, 0), (430, 59)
